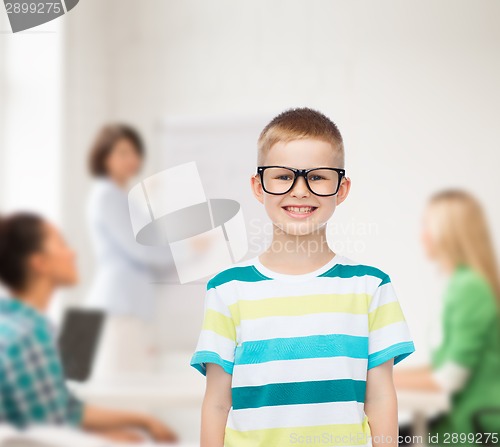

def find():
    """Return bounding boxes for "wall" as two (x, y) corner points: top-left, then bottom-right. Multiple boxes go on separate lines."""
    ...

(61, 0), (500, 362)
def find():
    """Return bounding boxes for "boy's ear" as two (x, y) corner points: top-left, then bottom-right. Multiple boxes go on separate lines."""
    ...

(250, 174), (264, 204)
(336, 176), (351, 206)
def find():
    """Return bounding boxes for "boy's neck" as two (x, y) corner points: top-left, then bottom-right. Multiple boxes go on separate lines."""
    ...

(260, 225), (335, 273)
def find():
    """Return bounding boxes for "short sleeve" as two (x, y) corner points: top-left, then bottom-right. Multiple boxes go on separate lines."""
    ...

(367, 275), (415, 369)
(438, 273), (496, 370)
(190, 284), (237, 376)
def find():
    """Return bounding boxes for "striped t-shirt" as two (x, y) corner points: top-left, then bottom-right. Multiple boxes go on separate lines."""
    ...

(190, 254), (415, 447)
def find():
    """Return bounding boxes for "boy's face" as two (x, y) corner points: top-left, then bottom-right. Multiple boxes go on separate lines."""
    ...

(251, 138), (351, 237)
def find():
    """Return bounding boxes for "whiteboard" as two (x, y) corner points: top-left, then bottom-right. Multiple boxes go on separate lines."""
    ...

(156, 113), (277, 260)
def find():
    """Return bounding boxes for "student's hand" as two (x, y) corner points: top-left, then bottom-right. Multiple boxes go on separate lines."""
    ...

(143, 416), (179, 443)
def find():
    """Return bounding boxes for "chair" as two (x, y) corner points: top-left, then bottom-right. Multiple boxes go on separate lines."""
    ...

(471, 408), (500, 446)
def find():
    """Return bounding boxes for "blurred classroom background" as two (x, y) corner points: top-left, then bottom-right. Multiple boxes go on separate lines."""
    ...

(1, 1), (500, 445)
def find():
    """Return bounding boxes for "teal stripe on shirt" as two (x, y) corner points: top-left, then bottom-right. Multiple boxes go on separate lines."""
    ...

(190, 350), (234, 376)
(319, 264), (390, 285)
(234, 334), (369, 365)
(208, 263), (390, 289)
(207, 266), (271, 289)
(232, 379), (367, 410)
(368, 341), (416, 369)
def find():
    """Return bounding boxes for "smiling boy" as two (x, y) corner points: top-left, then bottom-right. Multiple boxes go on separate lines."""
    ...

(190, 107), (415, 447)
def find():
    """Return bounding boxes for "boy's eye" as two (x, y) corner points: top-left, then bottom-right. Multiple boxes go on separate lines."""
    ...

(309, 175), (325, 181)
(276, 175), (292, 181)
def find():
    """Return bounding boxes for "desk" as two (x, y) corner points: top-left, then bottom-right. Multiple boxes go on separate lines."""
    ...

(397, 389), (450, 445)
(69, 374), (204, 409)
(68, 351), (204, 409)
(0, 424), (199, 447)
(71, 381), (449, 446)
(68, 362), (205, 443)
(69, 353), (450, 447)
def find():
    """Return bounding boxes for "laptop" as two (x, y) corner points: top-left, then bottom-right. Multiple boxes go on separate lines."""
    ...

(58, 308), (105, 382)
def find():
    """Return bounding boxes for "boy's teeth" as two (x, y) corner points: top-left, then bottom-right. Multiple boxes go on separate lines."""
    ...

(285, 206), (315, 213)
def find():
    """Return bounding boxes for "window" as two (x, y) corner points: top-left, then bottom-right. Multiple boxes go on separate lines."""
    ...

(0, 16), (63, 224)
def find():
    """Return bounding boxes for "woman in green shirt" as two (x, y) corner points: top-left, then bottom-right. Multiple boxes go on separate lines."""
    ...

(395, 189), (500, 447)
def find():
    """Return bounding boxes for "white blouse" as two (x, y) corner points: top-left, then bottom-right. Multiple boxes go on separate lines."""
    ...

(85, 177), (175, 321)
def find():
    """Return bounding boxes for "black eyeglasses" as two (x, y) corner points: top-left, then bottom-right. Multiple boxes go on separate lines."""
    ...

(256, 165), (346, 197)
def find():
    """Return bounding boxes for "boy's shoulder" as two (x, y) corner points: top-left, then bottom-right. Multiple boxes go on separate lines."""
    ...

(206, 255), (263, 290)
(328, 254), (391, 284)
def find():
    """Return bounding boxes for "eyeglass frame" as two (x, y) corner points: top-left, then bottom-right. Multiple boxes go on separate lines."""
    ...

(256, 165), (346, 197)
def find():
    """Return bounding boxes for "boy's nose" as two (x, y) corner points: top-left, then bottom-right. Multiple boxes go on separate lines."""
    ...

(290, 176), (310, 196)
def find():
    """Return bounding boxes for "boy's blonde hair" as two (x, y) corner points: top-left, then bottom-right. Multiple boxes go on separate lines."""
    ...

(257, 107), (344, 167)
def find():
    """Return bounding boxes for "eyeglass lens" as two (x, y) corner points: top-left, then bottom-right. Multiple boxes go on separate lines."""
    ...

(262, 167), (340, 195)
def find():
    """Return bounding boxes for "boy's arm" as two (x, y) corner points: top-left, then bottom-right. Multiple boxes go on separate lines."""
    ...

(364, 358), (398, 447)
(201, 363), (233, 447)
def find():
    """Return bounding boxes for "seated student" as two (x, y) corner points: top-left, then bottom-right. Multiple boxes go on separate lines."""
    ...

(0, 212), (178, 444)
(395, 190), (500, 446)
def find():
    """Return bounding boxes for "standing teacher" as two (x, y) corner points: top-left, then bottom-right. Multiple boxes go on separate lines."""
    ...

(85, 124), (174, 377)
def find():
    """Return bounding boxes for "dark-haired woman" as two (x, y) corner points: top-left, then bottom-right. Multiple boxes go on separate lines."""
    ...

(85, 124), (174, 377)
(0, 212), (177, 443)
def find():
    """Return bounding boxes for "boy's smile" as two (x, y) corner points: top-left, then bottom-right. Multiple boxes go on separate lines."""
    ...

(281, 204), (318, 219)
